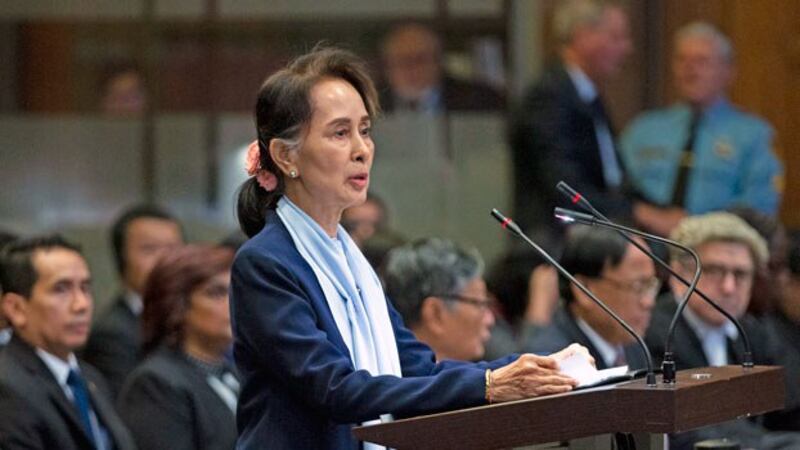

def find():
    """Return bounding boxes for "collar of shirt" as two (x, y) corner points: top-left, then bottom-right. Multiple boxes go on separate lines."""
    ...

(36, 347), (80, 394)
(124, 289), (143, 316)
(679, 298), (739, 342)
(565, 64), (598, 104)
(679, 97), (729, 122)
(0, 328), (11, 345)
(575, 317), (622, 367)
(395, 86), (442, 114)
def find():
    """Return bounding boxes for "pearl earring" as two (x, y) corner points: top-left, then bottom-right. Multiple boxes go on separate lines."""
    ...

(289, 169), (298, 178)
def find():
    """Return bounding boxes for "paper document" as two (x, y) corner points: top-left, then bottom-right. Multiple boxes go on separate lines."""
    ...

(558, 353), (629, 388)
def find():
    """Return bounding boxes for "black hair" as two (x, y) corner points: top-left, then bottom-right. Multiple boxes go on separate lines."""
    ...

(559, 225), (629, 303)
(111, 203), (179, 277)
(485, 246), (549, 327)
(237, 46), (380, 238)
(0, 235), (83, 298)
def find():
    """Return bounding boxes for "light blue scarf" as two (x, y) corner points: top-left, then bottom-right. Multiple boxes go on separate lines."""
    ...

(276, 197), (402, 381)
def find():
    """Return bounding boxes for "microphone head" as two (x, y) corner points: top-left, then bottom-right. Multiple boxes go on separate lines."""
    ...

(556, 181), (577, 198)
(490, 208), (507, 223)
(490, 209), (522, 235)
(555, 181), (591, 209)
(553, 207), (595, 225)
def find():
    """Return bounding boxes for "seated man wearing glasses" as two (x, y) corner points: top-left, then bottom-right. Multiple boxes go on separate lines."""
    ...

(645, 212), (800, 449)
(382, 238), (495, 361)
(526, 225), (658, 371)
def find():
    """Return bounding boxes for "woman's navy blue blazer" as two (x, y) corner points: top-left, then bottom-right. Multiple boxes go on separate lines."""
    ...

(230, 213), (516, 449)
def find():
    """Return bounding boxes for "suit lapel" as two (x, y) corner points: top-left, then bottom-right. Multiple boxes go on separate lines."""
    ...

(557, 309), (610, 370)
(671, 304), (711, 368)
(176, 351), (237, 420)
(8, 336), (95, 448)
(623, 344), (647, 371)
(553, 64), (594, 120)
(272, 216), (352, 358)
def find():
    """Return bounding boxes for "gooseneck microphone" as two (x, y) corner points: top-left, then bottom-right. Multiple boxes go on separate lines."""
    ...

(555, 181), (755, 381)
(491, 208), (658, 387)
(554, 207), (702, 384)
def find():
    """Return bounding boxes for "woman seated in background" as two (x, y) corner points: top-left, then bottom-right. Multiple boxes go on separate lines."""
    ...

(118, 244), (238, 450)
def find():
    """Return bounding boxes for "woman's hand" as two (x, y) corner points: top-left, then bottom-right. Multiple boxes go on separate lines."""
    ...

(488, 353), (578, 403)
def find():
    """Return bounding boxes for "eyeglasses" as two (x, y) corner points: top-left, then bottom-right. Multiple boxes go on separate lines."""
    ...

(435, 294), (494, 310)
(596, 276), (661, 297)
(702, 264), (754, 285)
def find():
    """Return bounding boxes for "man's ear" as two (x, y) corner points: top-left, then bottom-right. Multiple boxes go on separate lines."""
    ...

(419, 296), (448, 335)
(268, 138), (297, 178)
(1, 292), (28, 330)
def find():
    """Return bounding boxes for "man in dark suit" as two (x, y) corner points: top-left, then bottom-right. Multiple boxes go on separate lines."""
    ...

(527, 225), (657, 371)
(0, 235), (136, 450)
(378, 22), (505, 113)
(645, 212), (800, 449)
(83, 204), (183, 398)
(510, 0), (633, 236)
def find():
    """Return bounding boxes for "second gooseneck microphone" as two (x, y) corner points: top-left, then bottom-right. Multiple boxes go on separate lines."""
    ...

(554, 207), (702, 383)
(555, 181), (755, 382)
(491, 208), (658, 387)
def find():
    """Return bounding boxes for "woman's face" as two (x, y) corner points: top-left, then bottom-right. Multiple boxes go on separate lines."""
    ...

(289, 78), (374, 218)
(184, 270), (232, 355)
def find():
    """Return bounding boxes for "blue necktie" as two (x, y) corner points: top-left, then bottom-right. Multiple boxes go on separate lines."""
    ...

(66, 369), (97, 447)
(589, 97), (623, 188)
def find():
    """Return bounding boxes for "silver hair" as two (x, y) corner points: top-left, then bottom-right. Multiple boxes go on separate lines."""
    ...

(675, 21), (735, 63)
(669, 212), (768, 267)
(273, 123), (304, 153)
(382, 237), (484, 327)
(553, 0), (618, 45)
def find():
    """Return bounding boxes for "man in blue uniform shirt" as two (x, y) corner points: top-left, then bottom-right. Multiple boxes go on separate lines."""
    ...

(620, 22), (783, 237)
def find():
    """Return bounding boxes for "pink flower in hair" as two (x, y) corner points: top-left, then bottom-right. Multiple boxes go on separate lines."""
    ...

(245, 140), (261, 176)
(255, 170), (278, 191)
(245, 139), (279, 192)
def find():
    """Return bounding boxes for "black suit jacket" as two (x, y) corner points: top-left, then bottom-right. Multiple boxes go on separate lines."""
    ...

(510, 62), (632, 235)
(0, 335), (136, 450)
(645, 295), (800, 446)
(83, 294), (141, 399)
(526, 307), (648, 371)
(117, 347), (238, 450)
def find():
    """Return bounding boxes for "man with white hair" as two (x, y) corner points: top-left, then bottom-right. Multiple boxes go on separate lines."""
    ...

(621, 22), (783, 237)
(645, 212), (800, 449)
(510, 0), (633, 237)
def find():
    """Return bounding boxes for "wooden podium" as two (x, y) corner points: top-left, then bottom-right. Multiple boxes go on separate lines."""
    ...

(353, 366), (785, 450)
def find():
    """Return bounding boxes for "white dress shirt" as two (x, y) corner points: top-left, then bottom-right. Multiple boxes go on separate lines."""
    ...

(566, 65), (623, 188)
(681, 304), (739, 366)
(576, 318), (626, 368)
(36, 348), (110, 450)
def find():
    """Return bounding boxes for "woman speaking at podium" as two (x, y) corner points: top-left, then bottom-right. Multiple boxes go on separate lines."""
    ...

(230, 46), (588, 449)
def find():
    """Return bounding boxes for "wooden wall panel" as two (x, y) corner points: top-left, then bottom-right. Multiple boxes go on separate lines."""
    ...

(19, 23), (75, 111)
(726, 0), (800, 227)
